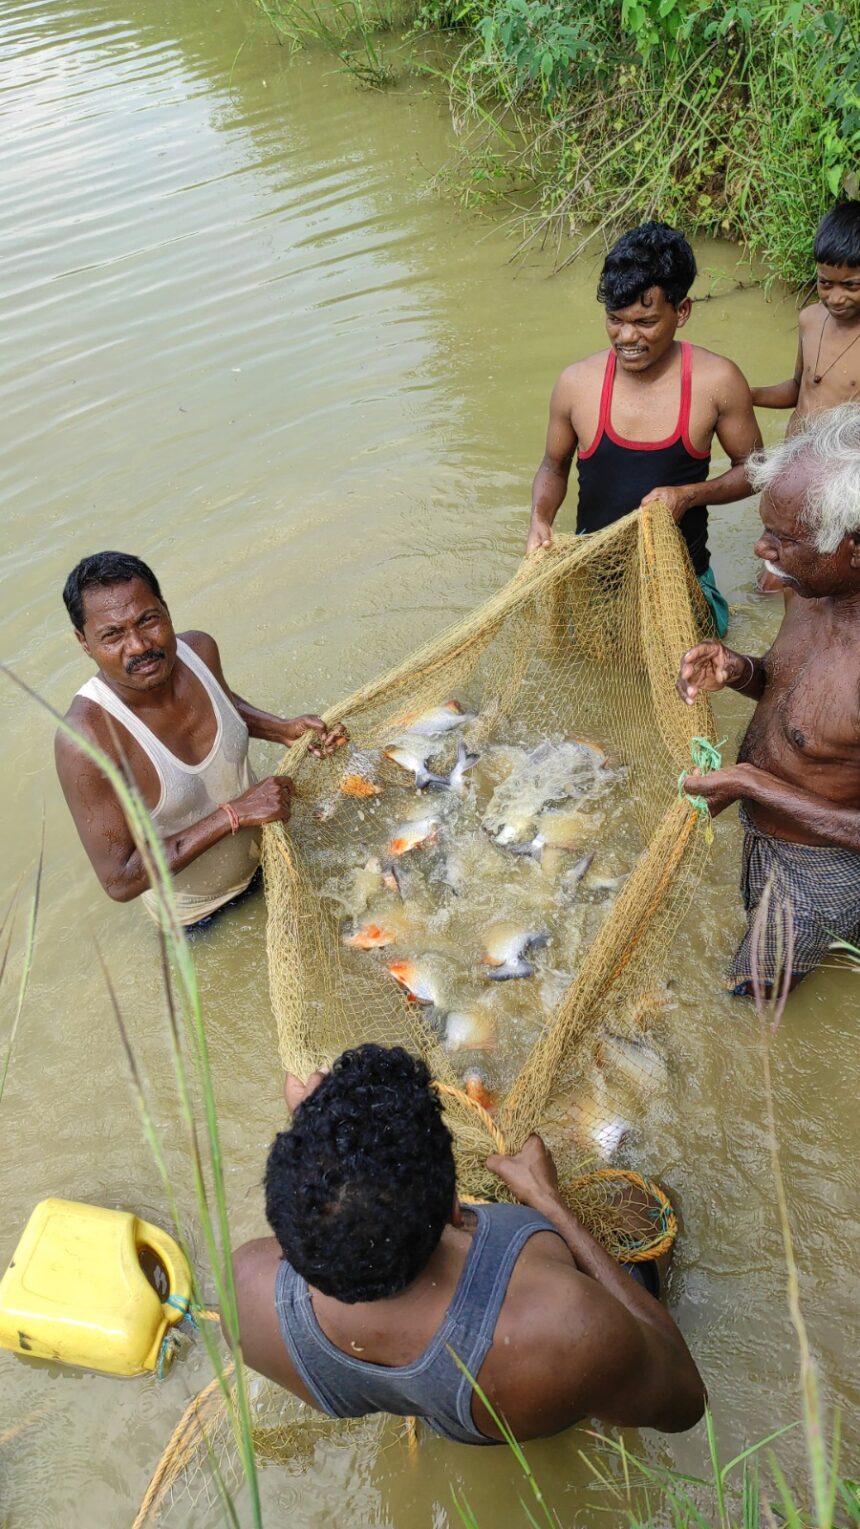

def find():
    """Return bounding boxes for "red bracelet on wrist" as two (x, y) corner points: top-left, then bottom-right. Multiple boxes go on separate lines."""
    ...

(219, 802), (240, 835)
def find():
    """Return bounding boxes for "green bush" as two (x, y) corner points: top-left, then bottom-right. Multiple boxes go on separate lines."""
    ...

(426, 0), (860, 284)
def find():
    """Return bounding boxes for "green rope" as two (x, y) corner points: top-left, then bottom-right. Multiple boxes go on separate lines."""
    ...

(678, 736), (726, 844)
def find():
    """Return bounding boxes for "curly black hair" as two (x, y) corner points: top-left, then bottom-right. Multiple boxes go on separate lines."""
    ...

(814, 203), (860, 270)
(597, 221), (697, 312)
(265, 1044), (456, 1304)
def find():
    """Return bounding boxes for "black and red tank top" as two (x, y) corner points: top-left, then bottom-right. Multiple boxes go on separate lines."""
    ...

(576, 341), (711, 574)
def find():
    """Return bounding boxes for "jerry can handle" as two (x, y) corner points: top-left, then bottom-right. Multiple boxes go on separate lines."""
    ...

(134, 1217), (193, 1329)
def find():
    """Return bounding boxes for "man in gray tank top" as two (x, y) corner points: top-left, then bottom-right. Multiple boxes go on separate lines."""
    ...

(56, 551), (346, 926)
(234, 1046), (705, 1445)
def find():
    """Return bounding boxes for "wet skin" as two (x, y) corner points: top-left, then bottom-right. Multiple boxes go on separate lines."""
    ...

(233, 1076), (705, 1444)
(526, 285), (761, 553)
(55, 576), (346, 902)
(677, 455), (860, 849)
(751, 262), (860, 424)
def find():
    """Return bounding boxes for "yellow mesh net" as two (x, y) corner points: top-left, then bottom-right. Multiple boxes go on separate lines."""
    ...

(141, 504), (717, 1526)
(263, 504), (715, 1239)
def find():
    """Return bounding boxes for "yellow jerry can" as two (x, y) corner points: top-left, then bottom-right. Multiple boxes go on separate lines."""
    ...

(0, 1198), (193, 1377)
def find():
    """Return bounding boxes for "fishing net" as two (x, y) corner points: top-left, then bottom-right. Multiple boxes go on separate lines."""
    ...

(263, 502), (716, 1226)
(141, 504), (717, 1526)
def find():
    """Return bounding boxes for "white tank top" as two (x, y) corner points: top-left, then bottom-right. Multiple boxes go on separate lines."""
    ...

(77, 639), (261, 924)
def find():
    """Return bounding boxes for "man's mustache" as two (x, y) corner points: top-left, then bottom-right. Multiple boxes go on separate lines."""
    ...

(126, 648), (166, 674)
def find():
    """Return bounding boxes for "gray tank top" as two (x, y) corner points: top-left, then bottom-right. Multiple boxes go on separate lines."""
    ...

(274, 1203), (560, 1445)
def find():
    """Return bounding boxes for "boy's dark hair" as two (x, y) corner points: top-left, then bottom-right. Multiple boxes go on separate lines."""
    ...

(814, 203), (860, 269)
(63, 552), (163, 632)
(598, 221), (697, 311)
(265, 1044), (456, 1304)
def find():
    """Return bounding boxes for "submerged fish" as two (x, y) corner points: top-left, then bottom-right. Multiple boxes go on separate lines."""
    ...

(482, 739), (604, 846)
(597, 1033), (669, 1097)
(386, 959), (441, 1005)
(384, 744), (449, 790)
(495, 804), (596, 857)
(343, 920), (398, 950)
(567, 1070), (632, 1160)
(463, 1070), (497, 1112)
(320, 856), (384, 916)
(482, 922), (549, 980)
(440, 830), (501, 897)
(444, 1003), (497, 1053)
(388, 815), (442, 857)
(566, 734), (609, 768)
(560, 852), (595, 894)
(381, 862), (404, 897)
(400, 700), (476, 736)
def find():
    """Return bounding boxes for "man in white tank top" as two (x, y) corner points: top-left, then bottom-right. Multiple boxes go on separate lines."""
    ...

(55, 552), (346, 927)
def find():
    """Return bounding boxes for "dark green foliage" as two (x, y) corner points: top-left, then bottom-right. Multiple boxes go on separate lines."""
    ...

(426, 0), (860, 284)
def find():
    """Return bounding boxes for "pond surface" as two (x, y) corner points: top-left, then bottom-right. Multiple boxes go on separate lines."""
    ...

(0, 0), (856, 1522)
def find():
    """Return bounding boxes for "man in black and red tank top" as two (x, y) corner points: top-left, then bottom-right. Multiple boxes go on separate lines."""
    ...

(526, 223), (762, 636)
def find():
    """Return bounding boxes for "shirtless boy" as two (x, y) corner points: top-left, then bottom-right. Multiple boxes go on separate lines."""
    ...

(526, 221), (761, 637)
(752, 202), (860, 595)
(676, 405), (860, 992)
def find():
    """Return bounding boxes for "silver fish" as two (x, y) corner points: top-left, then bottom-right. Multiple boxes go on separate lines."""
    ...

(385, 739), (479, 795)
(568, 1069), (633, 1160)
(446, 740), (480, 794)
(483, 923), (549, 980)
(444, 1004), (497, 1052)
(598, 1033), (669, 1097)
(384, 744), (449, 791)
(400, 700), (476, 736)
(482, 740), (603, 846)
(560, 852), (595, 893)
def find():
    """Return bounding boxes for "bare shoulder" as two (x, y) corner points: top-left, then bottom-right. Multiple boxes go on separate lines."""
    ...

(55, 693), (112, 769)
(557, 350), (608, 396)
(179, 629), (220, 665)
(689, 344), (753, 405)
(233, 1236), (281, 1290)
(232, 1238), (283, 1355)
(798, 301), (825, 335)
(689, 344), (749, 386)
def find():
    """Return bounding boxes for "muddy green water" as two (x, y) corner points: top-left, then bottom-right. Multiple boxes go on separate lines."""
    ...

(0, 0), (857, 1523)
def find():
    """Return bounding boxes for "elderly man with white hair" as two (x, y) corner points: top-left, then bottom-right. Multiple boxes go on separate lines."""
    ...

(676, 402), (860, 993)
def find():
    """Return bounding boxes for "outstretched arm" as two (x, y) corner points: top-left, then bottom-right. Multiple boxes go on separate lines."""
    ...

(527, 373), (578, 554)
(185, 631), (347, 756)
(489, 1138), (705, 1431)
(751, 337), (803, 411)
(641, 359), (762, 519)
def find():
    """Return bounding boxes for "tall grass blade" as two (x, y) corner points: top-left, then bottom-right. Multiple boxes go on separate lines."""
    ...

(1, 665), (263, 1525)
(0, 821), (44, 1106)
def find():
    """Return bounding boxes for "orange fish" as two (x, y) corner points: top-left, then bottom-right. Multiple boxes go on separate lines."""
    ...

(343, 922), (396, 950)
(339, 774), (382, 799)
(388, 815), (441, 857)
(386, 960), (439, 1005)
(463, 1071), (497, 1112)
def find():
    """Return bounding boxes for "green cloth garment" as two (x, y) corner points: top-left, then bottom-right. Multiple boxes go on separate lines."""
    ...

(697, 567), (729, 638)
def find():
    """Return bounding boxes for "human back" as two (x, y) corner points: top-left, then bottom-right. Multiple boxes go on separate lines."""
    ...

(234, 1046), (706, 1445)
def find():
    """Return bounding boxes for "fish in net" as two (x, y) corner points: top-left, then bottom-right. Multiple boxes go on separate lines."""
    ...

(138, 504), (716, 1523)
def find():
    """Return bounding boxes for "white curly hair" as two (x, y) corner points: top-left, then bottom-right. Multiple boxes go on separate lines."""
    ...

(747, 402), (860, 555)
